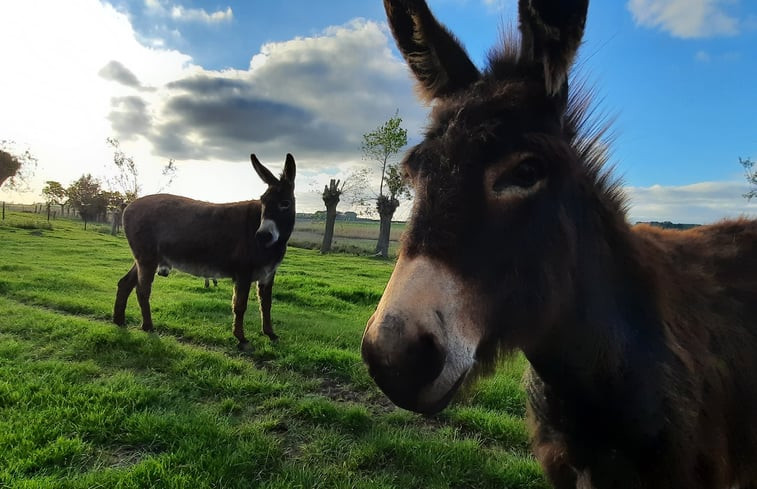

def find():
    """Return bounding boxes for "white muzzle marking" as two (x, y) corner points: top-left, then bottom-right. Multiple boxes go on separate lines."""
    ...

(365, 254), (483, 411)
(258, 218), (280, 248)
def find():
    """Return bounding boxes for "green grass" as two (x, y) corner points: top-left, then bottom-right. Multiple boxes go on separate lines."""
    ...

(0, 212), (546, 488)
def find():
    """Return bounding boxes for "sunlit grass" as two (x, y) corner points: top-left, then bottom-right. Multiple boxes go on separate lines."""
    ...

(0, 212), (546, 488)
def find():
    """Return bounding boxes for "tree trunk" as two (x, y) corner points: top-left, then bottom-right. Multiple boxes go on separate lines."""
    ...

(320, 179), (341, 254)
(321, 203), (338, 253)
(374, 195), (399, 258)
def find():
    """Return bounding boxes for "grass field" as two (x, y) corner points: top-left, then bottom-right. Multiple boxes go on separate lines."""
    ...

(0, 213), (547, 488)
(289, 218), (406, 257)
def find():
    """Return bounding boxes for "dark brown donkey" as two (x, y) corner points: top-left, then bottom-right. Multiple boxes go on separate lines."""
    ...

(361, 1), (757, 487)
(114, 153), (296, 350)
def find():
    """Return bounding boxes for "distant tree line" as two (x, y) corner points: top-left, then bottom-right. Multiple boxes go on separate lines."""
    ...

(637, 221), (699, 230)
(3, 137), (177, 232)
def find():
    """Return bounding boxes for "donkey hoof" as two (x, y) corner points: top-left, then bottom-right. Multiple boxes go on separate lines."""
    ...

(113, 316), (126, 327)
(237, 341), (253, 352)
(141, 324), (155, 333)
(265, 333), (279, 343)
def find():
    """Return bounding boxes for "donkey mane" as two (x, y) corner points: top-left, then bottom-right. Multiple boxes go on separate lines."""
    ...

(485, 31), (627, 218)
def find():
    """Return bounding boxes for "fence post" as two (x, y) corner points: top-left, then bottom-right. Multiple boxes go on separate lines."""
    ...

(2, 201), (4, 220)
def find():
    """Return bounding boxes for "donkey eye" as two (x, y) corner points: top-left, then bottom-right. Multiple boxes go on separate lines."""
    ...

(493, 158), (546, 192)
(278, 200), (291, 211)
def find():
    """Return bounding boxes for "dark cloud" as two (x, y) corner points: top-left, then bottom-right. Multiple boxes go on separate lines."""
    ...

(150, 94), (347, 160)
(107, 96), (152, 141)
(98, 60), (153, 91)
(166, 76), (251, 95)
(106, 20), (426, 168)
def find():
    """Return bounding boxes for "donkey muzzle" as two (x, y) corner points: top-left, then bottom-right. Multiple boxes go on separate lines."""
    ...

(256, 219), (280, 248)
(361, 255), (481, 414)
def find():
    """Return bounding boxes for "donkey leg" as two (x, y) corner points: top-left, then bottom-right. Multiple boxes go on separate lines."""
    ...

(113, 263), (138, 326)
(135, 262), (157, 332)
(232, 279), (252, 350)
(258, 274), (277, 342)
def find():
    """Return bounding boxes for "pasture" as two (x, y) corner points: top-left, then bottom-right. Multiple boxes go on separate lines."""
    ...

(0, 213), (546, 488)
(290, 218), (405, 257)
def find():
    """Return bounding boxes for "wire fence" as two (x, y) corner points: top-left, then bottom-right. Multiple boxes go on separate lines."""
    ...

(0, 201), (84, 221)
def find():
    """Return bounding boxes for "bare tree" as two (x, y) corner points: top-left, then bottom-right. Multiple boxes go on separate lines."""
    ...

(319, 168), (370, 253)
(106, 137), (178, 202)
(105, 137), (178, 234)
(740, 157), (757, 201)
(159, 158), (178, 192)
(106, 137), (140, 202)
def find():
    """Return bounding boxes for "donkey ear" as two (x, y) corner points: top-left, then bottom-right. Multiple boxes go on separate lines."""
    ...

(518, 0), (589, 96)
(250, 154), (279, 186)
(384, 0), (481, 102)
(282, 153), (296, 187)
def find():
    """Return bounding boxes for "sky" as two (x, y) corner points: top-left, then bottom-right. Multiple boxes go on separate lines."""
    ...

(0, 0), (756, 224)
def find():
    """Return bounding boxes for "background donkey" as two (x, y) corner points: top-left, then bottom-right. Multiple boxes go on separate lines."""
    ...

(362, 0), (757, 487)
(114, 153), (296, 350)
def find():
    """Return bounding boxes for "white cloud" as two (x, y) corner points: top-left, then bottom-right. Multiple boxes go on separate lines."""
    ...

(481, 0), (515, 14)
(145, 0), (233, 24)
(105, 19), (426, 178)
(627, 0), (740, 38)
(695, 50), (711, 62)
(0, 0), (195, 204)
(170, 5), (233, 23)
(626, 181), (755, 224)
(0, 2), (424, 214)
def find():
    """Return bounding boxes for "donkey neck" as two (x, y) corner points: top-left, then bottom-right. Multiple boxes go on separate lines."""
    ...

(524, 207), (668, 401)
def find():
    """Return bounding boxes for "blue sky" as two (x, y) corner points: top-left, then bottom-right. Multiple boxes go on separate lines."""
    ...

(1, 0), (756, 223)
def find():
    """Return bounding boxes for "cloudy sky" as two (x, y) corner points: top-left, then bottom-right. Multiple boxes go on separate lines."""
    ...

(0, 0), (755, 223)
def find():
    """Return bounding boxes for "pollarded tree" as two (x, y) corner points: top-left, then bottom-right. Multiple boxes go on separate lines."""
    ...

(0, 141), (37, 190)
(320, 168), (370, 253)
(321, 179), (342, 253)
(361, 114), (410, 258)
(375, 164), (412, 257)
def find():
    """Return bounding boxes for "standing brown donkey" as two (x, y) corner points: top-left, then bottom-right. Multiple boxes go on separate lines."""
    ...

(361, 0), (757, 487)
(114, 153), (296, 350)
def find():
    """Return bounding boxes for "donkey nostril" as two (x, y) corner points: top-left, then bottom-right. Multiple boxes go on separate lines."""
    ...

(256, 231), (273, 245)
(362, 321), (447, 412)
(410, 333), (446, 386)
